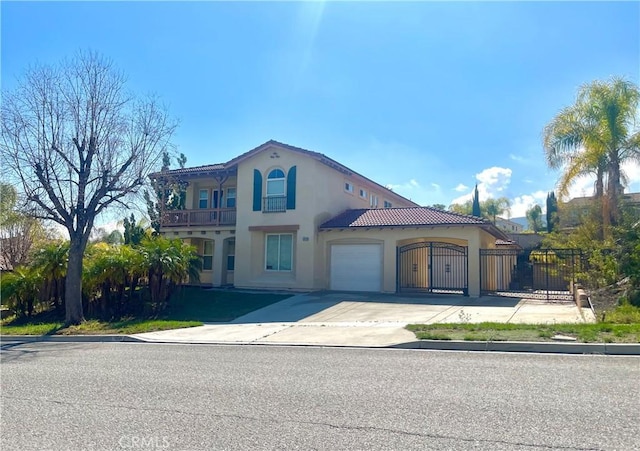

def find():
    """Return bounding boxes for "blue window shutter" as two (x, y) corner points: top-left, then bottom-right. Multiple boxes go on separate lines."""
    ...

(286, 166), (296, 210)
(253, 170), (262, 211)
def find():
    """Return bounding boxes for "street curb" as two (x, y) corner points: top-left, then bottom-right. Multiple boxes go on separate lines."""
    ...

(2, 335), (639, 355)
(1, 335), (144, 343)
(391, 340), (640, 355)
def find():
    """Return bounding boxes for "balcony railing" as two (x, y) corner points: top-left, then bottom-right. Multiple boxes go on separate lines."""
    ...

(161, 208), (236, 227)
(263, 196), (287, 213)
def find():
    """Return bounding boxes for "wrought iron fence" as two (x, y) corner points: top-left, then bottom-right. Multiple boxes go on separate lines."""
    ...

(480, 248), (585, 300)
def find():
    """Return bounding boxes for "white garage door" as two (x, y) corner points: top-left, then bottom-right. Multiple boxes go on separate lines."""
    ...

(330, 244), (382, 292)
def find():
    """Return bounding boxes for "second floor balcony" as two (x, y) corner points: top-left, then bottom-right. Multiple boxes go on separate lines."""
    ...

(161, 208), (236, 227)
(263, 196), (287, 213)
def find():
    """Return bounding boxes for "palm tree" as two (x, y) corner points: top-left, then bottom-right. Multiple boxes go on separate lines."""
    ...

(484, 197), (511, 224)
(526, 205), (544, 232)
(83, 243), (145, 318)
(139, 236), (201, 312)
(31, 241), (69, 312)
(0, 266), (42, 317)
(543, 77), (640, 231)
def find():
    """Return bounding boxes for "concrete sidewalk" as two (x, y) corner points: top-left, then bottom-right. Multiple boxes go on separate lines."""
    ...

(134, 292), (597, 347)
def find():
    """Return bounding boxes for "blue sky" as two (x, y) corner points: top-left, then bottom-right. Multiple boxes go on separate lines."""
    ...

(2, 1), (639, 220)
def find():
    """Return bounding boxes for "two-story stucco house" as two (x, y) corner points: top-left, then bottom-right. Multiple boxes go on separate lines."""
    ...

(153, 140), (508, 297)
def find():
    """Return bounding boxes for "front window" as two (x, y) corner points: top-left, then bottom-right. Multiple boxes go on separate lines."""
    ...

(203, 240), (213, 270)
(384, 200), (392, 208)
(265, 234), (293, 271)
(199, 189), (209, 209)
(370, 194), (379, 208)
(226, 187), (236, 208)
(227, 239), (235, 271)
(267, 169), (285, 196)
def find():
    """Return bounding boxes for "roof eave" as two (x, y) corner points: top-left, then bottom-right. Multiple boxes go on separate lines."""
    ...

(149, 166), (237, 180)
(319, 222), (486, 231)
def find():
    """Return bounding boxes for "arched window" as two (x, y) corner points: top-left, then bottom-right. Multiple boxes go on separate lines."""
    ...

(266, 168), (286, 197)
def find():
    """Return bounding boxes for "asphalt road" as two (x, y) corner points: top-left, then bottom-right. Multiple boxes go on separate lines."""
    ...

(1, 342), (638, 451)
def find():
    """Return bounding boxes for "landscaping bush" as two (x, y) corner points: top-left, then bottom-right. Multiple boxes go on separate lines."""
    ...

(0, 235), (201, 322)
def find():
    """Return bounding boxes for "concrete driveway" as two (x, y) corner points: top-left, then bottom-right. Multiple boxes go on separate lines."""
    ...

(134, 291), (595, 347)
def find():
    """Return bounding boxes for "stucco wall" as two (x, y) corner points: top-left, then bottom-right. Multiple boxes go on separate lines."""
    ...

(162, 143), (501, 294)
(232, 145), (415, 291)
(319, 226), (499, 297)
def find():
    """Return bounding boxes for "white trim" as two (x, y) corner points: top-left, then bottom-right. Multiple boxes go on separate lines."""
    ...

(199, 189), (209, 209)
(203, 239), (213, 271)
(265, 233), (294, 272)
(226, 186), (236, 208)
(267, 168), (286, 197)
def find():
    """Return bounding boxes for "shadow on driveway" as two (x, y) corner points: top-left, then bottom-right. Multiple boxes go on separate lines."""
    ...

(229, 291), (521, 324)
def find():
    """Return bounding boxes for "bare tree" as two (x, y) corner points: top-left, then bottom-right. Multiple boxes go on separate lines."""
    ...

(0, 183), (47, 270)
(0, 51), (176, 324)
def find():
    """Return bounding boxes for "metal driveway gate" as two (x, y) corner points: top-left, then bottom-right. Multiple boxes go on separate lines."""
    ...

(480, 248), (584, 301)
(397, 242), (468, 295)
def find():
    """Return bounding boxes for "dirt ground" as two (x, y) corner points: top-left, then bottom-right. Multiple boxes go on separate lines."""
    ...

(589, 278), (631, 314)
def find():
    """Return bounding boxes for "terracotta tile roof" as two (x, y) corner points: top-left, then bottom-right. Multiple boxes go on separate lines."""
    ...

(157, 163), (227, 175)
(319, 207), (489, 229)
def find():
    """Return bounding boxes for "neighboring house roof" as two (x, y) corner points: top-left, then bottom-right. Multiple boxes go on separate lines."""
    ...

(319, 207), (508, 239)
(506, 233), (545, 250)
(156, 163), (227, 175)
(564, 192), (640, 207)
(495, 239), (523, 249)
(150, 140), (419, 206)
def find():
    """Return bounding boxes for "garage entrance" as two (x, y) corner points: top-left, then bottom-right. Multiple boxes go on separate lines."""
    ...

(397, 242), (468, 295)
(330, 244), (382, 292)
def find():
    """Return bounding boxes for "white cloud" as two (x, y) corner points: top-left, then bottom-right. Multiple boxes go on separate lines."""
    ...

(557, 160), (640, 201)
(622, 160), (640, 193)
(563, 176), (597, 200)
(450, 166), (513, 206)
(450, 191), (473, 206)
(509, 153), (526, 162)
(454, 183), (468, 192)
(510, 190), (547, 218)
(476, 167), (512, 196)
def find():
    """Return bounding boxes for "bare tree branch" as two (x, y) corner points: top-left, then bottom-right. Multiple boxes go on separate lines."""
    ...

(0, 51), (177, 323)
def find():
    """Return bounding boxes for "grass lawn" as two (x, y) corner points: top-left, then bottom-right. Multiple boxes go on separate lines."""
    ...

(407, 304), (640, 343)
(0, 287), (290, 336)
(0, 318), (201, 336)
(165, 287), (289, 322)
(406, 322), (640, 343)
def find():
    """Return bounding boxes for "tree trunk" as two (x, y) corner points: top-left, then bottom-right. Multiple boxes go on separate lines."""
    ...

(65, 237), (86, 324)
(607, 157), (621, 228)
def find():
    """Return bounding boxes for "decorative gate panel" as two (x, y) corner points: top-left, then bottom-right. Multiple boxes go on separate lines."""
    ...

(480, 248), (584, 301)
(397, 242), (468, 295)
